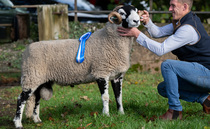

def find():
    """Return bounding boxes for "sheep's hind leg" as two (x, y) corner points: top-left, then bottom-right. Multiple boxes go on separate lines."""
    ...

(96, 77), (110, 116)
(13, 89), (33, 129)
(32, 81), (53, 123)
(111, 74), (125, 114)
(32, 87), (42, 123)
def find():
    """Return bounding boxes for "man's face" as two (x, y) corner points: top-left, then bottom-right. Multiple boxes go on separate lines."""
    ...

(169, 0), (185, 20)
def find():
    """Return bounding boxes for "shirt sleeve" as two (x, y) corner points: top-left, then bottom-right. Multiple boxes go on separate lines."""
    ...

(136, 25), (200, 56)
(144, 19), (174, 38)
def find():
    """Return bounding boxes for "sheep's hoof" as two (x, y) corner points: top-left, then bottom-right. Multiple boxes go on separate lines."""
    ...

(33, 116), (42, 123)
(118, 110), (125, 115)
(119, 111), (125, 115)
(70, 85), (74, 87)
(34, 120), (42, 123)
(13, 117), (23, 129)
(103, 113), (110, 117)
(35, 121), (42, 124)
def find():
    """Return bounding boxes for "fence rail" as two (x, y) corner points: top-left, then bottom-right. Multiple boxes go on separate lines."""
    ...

(69, 10), (210, 22)
(149, 11), (210, 14)
(69, 10), (210, 14)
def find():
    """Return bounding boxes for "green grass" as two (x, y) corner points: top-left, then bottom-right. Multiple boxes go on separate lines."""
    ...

(0, 72), (210, 129)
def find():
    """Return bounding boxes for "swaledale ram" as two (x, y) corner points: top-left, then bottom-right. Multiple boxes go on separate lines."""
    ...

(13, 5), (142, 128)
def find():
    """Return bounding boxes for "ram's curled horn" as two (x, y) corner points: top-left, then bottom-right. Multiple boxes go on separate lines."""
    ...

(108, 11), (122, 24)
(112, 5), (124, 12)
(108, 5), (124, 24)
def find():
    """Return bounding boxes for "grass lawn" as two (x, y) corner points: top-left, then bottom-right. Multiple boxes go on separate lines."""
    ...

(0, 72), (210, 129)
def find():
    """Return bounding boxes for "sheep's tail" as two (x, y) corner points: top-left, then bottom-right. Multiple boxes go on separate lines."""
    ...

(25, 82), (53, 118)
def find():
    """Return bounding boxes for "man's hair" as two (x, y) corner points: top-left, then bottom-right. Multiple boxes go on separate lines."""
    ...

(178, 0), (193, 10)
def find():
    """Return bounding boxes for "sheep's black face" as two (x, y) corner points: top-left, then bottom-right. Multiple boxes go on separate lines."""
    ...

(117, 5), (140, 28)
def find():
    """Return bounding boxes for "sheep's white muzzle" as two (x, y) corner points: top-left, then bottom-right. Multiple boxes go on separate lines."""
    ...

(127, 10), (140, 28)
(128, 21), (140, 28)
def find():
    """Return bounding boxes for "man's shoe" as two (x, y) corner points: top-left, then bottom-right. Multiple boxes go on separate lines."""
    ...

(203, 95), (210, 114)
(159, 109), (182, 120)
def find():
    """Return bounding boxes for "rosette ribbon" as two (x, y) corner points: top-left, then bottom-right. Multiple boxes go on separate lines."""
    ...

(76, 32), (92, 63)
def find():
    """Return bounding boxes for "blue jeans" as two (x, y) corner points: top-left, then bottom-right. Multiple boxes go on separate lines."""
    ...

(158, 59), (210, 111)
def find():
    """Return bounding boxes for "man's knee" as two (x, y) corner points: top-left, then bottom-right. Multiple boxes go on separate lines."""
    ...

(161, 59), (174, 69)
(157, 82), (167, 98)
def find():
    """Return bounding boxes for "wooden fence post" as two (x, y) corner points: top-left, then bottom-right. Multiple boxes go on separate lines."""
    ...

(74, 0), (78, 22)
(16, 14), (30, 39)
(37, 4), (69, 41)
(149, 0), (153, 20)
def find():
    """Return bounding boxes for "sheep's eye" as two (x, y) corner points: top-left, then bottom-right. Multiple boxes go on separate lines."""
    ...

(118, 9), (126, 16)
(120, 12), (125, 15)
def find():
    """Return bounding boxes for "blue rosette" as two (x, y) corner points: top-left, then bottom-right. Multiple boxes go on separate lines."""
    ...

(76, 32), (92, 63)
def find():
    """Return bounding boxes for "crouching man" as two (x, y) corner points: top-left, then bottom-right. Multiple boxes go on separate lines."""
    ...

(117, 0), (210, 120)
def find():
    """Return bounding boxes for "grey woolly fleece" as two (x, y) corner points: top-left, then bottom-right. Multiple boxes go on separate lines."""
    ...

(21, 22), (134, 91)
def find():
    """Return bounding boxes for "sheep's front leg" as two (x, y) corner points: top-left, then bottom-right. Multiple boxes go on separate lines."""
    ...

(96, 78), (110, 116)
(111, 74), (124, 114)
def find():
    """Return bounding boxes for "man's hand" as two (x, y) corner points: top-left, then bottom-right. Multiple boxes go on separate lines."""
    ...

(138, 10), (150, 25)
(117, 27), (141, 38)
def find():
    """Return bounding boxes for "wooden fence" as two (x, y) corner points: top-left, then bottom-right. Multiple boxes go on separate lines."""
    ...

(13, 2), (210, 22)
(70, 0), (210, 22)
(70, 10), (210, 22)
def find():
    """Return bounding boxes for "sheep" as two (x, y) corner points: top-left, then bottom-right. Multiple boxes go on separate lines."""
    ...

(13, 5), (141, 128)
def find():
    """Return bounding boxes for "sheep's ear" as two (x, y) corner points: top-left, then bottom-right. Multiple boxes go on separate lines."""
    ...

(108, 12), (122, 24)
(135, 8), (138, 12)
(138, 10), (144, 18)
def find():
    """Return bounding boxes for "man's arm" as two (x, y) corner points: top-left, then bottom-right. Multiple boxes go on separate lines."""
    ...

(139, 10), (174, 38)
(136, 25), (199, 56)
(144, 19), (174, 38)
